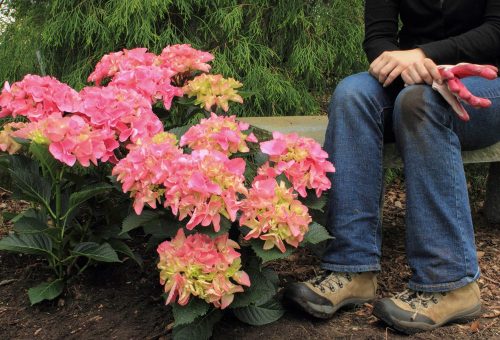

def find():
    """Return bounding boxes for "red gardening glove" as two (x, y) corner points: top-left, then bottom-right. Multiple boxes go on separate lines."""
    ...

(432, 63), (498, 121)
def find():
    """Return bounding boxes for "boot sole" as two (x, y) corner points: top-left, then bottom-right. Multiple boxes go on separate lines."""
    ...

(372, 302), (482, 335)
(288, 294), (372, 319)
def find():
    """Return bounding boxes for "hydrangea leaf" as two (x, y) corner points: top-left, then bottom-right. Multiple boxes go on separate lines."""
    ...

(172, 298), (210, 326)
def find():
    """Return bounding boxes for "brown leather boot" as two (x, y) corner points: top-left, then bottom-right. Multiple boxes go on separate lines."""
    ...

(373, 282), (482, 334)
(284, 271), (377, 319)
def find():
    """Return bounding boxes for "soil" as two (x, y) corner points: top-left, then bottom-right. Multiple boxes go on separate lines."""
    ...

(1, 179), (499, 340)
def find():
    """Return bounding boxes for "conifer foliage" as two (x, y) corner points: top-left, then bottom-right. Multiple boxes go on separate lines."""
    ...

(0, 0), (365, 116)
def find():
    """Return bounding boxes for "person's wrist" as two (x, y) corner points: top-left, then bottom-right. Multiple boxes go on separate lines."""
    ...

(412, 48), (426, 60)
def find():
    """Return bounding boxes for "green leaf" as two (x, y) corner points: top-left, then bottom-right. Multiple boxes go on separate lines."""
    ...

(8, 156), (51, 206)
(72, 242), (121, 263)
(2, 211), (17, 222)
(250, 239), (294, 263)
(232, 301), (285, 326)
(28, 279), (64, 305)
(168, 125), (191, 140)
(121, 210), (162, 235)
(29, 143), (60, 180)
(66, 183), (112, 216)
(303, 222), (332, 245)
(300, 190), (327, 212)
(231, 266), (277, 308)
(13, 216), (49, 234)
(253, 151), (269, 167)
(142, 217), (181, 240)
(108, 240), (143, 268)
(172, 309), (222, 340)
(0, 233), (53, 257)
(172, 298), (210, 326)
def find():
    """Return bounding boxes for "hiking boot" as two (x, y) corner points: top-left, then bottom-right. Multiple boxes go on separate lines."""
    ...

(372, 282), (482, 334)
(284, 271), (377, 319)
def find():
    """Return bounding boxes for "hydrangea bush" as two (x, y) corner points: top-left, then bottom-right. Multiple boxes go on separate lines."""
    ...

(0, 45), (335, 339)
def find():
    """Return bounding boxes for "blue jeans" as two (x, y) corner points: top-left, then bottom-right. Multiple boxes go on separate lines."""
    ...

(321, 72), (500, 292)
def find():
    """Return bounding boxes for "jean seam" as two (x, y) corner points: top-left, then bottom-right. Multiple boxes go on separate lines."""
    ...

(371, 106), (387, 257)
(321, 262), (381, 273)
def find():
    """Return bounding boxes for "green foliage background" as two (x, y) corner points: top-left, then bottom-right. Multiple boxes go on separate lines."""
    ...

(0, 0), (366, 116)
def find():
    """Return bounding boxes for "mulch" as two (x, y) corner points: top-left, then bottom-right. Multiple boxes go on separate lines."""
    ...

(0, 178), (499, 339)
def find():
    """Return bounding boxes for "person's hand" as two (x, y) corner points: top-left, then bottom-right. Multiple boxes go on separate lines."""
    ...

(369, 49), (426, 87)
(432, 63), (498, 121)
(401, 58), (442, 86)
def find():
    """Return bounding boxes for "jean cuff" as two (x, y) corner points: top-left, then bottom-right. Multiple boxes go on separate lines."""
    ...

(320, 262), (381, 273)
(407, 269), (480, 293)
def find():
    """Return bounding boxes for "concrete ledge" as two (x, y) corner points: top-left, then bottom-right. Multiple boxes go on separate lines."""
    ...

(240, 115), (500, 168)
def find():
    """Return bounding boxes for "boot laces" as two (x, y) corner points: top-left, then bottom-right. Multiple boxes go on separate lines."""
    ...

(308, 271), (353, 294)
(394, 289), (445, 321)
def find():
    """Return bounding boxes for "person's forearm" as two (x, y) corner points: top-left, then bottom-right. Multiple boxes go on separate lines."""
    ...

(418, 1), (500, 65)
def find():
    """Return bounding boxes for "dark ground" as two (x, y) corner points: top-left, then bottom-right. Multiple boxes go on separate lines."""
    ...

(1, 176), (499, 340)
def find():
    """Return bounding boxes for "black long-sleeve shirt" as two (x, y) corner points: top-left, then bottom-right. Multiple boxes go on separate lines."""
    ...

(363, 0), (500, 67)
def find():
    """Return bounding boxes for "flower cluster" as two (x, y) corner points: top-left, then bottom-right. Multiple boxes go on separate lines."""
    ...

(108, 66), (182, 109)
(112, 132), (182, 215)
(158, 44), (214, 74)
(240, 178), (312, 253)
(180, 113), (257, 155)
(163, 149), (248, 232)
(183, 74), (243, 112)
(157, 229), (250, 309)
(260, 132), (335, 197)
(87, 47), (156, 85)
(0, 75), (80, 121)
(12, 114), (118, 166)
(79, 86), (163, 144)
(0, 122), (25, 154)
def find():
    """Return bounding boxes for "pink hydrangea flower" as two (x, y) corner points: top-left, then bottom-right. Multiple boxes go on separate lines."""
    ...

(108, 65), (183, 109)
(157, 229), (250, 309)
(0, 75), (81, 121)
(163, 149), (248, 232)
(158, 44), (214, 74)
(79, 85), (163, 144)
(11, 113), (118, 167)
(180, 113), (257, 155)
(182, 74), (243, 112)
(260, 132), (335, 197)
(239, 178), (312, 253)
(88, 48), (157, 85)
(112, 132), (182, 215)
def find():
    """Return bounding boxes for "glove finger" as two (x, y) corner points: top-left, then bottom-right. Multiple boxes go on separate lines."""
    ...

(468, 96), (492, 108)
(449, 63), (498, 80)
(447, 78), (492, 108)
(438, 68), (455, 80)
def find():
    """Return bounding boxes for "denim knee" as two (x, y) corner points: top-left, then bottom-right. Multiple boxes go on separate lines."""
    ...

(329, 72), (388, 124)
(393, 85), (452, 135)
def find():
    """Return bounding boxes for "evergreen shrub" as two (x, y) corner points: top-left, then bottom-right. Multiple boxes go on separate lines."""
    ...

(0, 0), (366, 116)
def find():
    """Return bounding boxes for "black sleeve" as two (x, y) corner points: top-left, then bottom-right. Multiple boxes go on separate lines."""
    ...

(418, 0), (500, 64)
(363, 0), (401, 63)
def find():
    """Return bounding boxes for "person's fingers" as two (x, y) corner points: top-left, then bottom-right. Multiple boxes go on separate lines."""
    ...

(369, 55), (385, 77)
(415, 62), (433, 85)
(405, 65), (423, 84)
(401, 69), (414, 85)
(423, 58), (442, 84)
(383, 64), (403, 87)
(378, 60), (398, 83)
